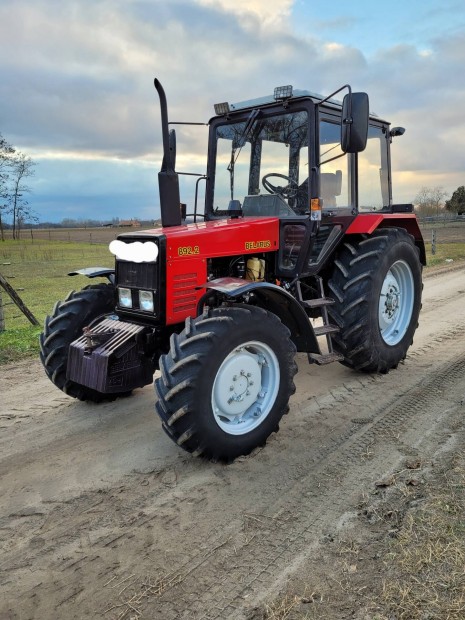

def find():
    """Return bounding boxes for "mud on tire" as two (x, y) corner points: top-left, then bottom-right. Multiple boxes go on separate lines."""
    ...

(40, 283), (122, 402)
(155, 305), (297, 462)
(327, 227), (422, 373)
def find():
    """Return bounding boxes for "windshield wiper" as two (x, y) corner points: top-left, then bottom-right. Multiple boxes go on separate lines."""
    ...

(227, 109), (261, 200)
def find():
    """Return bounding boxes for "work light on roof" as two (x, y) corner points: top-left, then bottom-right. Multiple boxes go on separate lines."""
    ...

(214, 102), (230, 115)
(274, 85), (293, 100)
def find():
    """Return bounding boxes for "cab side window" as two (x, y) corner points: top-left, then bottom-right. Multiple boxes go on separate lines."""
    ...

(319, 120), (350, 210)
(357, 126), (389, 211)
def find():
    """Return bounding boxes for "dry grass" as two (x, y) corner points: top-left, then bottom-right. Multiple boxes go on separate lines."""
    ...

(262, 593), (311, 619)
(374, 452), (465, 620)
(254, 451), (465, 620)
(103, 572), (183, 619)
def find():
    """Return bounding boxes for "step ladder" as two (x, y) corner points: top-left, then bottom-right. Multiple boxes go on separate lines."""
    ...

(296, 278), (344, 366)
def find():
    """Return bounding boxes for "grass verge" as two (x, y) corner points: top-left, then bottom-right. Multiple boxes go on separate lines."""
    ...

(0, 326), (42, 364)
(250, 448), (465, 620)
(0, 235), (465, 366)
(0, 238), (112, 364)
(376, 452), (465, 620)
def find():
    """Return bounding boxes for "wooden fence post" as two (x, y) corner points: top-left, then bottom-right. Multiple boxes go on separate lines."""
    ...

(0, 287), (5, 332)
(0, 272), (39, 326)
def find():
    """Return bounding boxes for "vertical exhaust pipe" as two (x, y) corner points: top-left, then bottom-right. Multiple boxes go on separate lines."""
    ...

(154, 79), (182, 227)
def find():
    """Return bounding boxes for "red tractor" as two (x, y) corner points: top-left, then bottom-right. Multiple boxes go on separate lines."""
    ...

(40, 80), (424, 462)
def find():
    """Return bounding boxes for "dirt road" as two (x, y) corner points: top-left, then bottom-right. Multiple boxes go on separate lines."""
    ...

(1, 265), (464, 619)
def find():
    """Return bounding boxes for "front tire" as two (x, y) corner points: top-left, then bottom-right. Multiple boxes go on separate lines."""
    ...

(327, 228), (422, 373)
(39, 283), (125, 402)
(155, 306), (297, 462)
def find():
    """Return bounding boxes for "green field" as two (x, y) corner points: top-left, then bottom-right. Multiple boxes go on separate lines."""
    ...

(0, 225), (464, 364)
(0, 238), (114, 363)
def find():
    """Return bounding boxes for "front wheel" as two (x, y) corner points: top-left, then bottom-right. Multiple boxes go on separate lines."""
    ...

(327, 228), (422, 373)
(155, 306), (297, 462)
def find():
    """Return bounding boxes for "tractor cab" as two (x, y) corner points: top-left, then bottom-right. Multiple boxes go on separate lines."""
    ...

(200, 85), (393, 275)
(205, 85), (391, 223)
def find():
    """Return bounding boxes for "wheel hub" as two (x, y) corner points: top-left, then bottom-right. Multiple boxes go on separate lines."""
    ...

(381, 274), (400, 323)
(214, 349), (261, 415)
(378, 260), (415, 346)
(212, 342), (279, 435)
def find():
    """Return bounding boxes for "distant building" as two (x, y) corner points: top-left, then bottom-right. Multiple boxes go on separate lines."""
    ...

(119, 220), (141, 227)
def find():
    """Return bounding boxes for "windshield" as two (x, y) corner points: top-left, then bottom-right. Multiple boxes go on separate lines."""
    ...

(212, 110), (309, 217)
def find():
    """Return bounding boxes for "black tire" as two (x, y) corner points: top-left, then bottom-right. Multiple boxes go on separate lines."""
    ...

(40, 283), (123, 402)
(155, 306), (297, 462)
(327, 227), (422, 373)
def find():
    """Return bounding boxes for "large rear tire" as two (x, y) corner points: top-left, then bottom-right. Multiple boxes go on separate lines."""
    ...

(39, 283), (124, 402)
(155, 306), (297, 462)
(327, 228), (422, 373)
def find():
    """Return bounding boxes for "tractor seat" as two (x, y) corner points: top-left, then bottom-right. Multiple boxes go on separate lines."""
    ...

(320, 170), (342, 209)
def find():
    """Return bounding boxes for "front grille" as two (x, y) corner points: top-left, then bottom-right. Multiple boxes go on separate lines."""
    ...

(172, 273), (198, 316)
(117, 261), (158, 289)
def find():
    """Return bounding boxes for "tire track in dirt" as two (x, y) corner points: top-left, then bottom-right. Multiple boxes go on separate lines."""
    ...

(138, 336), (465, 619)
(1, 267), (465, 619)
(1, 322), (457, 620)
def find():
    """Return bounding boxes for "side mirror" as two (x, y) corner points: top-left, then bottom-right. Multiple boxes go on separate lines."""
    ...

(341, 92), (369, 153)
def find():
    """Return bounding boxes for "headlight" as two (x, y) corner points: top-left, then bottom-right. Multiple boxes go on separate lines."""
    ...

(139, 290), (154, 312)
(118, 287), (133, 308)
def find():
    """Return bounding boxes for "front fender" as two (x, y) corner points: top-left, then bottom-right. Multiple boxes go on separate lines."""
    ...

(201, 277), (320, 354)
(68, 267), (115, 284)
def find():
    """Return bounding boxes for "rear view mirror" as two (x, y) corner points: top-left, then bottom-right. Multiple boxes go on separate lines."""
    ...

(341, 92), (369, 153)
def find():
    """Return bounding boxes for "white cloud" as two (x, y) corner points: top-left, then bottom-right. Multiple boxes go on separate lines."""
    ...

(196, 0), (293, 30)
(0, 0), (464, 220)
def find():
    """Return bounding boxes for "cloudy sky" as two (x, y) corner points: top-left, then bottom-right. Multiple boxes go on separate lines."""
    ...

(1, 0), (465, 222)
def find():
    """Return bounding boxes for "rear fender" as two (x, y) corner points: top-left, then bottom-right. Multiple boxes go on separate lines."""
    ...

(68, 267), (115, 284)
(346, 214), (426, 265)
(201, 278), (320, 354)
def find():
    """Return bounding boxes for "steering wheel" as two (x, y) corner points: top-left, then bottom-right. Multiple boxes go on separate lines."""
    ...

(262, 173), (298, 198)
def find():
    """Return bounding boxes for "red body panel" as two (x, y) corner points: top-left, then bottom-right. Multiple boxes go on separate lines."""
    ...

(147, 218), (280, 325)
(138, 213), (423, 325)
(346, 213), (422, 240)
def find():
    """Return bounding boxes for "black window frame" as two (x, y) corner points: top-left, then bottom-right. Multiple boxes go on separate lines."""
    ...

(204, 99), (316, 220)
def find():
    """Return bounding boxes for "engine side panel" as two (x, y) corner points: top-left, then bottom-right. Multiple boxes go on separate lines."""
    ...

(164, 217), (280, 324)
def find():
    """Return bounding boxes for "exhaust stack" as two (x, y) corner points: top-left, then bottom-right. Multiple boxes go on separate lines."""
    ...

(154, 79), (182, 227)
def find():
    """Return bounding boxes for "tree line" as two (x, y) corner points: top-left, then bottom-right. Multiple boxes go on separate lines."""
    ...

(414, 185), (465, 217)
(0, 133), (36, 241)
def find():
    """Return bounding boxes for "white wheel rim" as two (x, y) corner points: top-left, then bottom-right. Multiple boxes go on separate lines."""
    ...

(211, 340), (280, 435)
(378, 260), (414, 345)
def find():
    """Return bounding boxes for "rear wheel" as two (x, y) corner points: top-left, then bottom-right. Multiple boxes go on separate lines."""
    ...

(155, 306), (297, 462)
(327, 228), (422, 373)
(39, 283), (125, 402)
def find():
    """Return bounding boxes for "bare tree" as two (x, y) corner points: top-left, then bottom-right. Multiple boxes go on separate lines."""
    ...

(10, 153), (36, 239)
(0, 133), (15, 241)
(413, 186), (448, 217)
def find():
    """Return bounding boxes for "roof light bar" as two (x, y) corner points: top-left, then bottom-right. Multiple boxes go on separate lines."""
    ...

(214, 102), (230, 115)
(274, 85), (293, 100)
